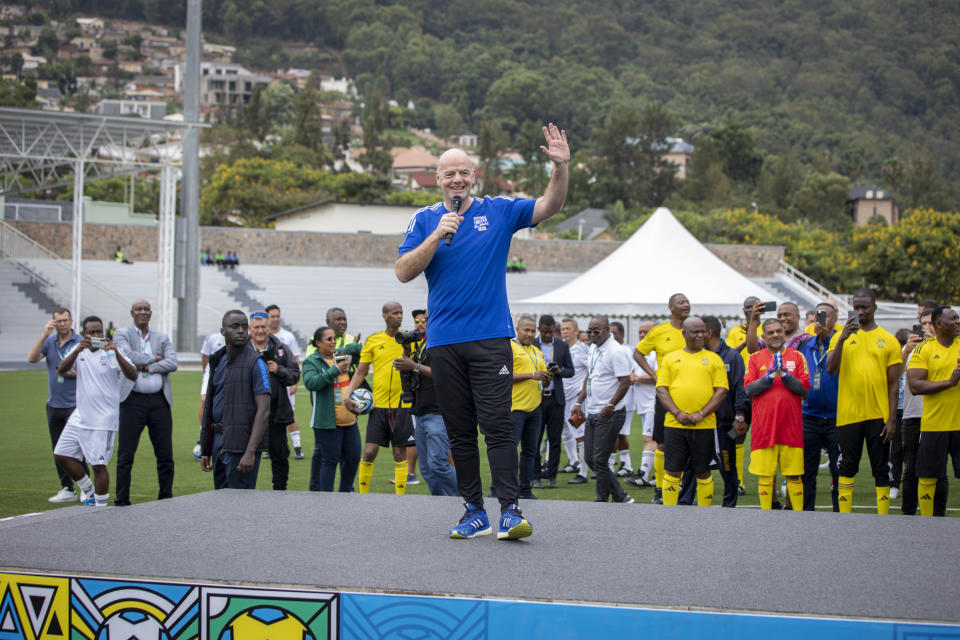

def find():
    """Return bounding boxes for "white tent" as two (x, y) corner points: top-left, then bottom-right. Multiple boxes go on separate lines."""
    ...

(514, 207), (777, 319)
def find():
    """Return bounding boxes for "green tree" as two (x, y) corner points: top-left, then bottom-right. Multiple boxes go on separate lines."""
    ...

(0, 77), (38, 108)
(290, 75), (329, 166)
(261, 81), (296, 128)
(476, 121), (509, 194)
(589, 102), (678, 208)
(200, 157), (329, 227)
(34, 27), (60, 61)
(790, 171), (852, 231)
(358, 87), (392, 177)
(709, 123), (764, 186)
(757, 153), (803, 217)
(239, 85), (273, 143)
(681, 138), (731, 207)
(901, 155), (948, 211)
(101, 39), (118, 60)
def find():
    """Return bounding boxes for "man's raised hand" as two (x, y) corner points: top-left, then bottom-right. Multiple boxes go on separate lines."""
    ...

(540, 123), (569, 165)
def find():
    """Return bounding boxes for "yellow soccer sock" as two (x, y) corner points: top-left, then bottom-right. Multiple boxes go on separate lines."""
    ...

(661, 473), (680, 505)
(358, 461), (374, 493)
(736, 443), (745, 488)
(918, 477), (937, 516)
(758, 476), (774, 510)
(394, 461), (407, 494)
(787, 478), (804, 511)
(875, 485), (890, 515)
(696, 476), (714, 507)
(654, 449), (665, 489)
(838, 476), (855, 513)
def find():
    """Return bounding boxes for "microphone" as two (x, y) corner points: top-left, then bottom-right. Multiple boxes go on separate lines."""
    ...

(444, 196), (462, 246)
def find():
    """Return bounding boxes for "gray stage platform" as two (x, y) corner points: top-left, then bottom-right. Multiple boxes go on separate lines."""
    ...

(1, 491), (958, 624)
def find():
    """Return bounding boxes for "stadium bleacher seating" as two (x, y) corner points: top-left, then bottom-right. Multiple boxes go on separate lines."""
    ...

(0, 258), (577, 360)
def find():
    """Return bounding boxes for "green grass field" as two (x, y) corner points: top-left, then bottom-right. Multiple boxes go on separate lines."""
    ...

(1, 369), (954, 517)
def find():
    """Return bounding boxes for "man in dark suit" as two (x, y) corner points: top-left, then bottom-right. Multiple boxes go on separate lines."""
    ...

(533, 314), (575, 489)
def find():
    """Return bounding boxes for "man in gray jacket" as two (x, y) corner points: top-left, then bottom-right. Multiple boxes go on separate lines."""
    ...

(114, 299), (178, 505)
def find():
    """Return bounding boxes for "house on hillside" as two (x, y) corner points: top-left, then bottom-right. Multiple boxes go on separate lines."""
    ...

(663, 137), (695, 179)
(269, 200), (535, 238)
(392, 147), (438, 182)
(175, 62), (271, 109)
(847, 186), (899, 226)
(97, 99), (166, 120)
(555, 208), (617, 241)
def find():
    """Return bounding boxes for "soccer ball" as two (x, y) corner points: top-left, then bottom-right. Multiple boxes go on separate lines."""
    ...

(193, 444), (202, 459)
(350, 388), (373, 414)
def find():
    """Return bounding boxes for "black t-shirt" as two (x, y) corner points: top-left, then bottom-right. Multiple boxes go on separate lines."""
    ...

(411, 345), (441, 416)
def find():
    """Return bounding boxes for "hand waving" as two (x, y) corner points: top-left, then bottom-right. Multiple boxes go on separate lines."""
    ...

(540, 123), (570, 165)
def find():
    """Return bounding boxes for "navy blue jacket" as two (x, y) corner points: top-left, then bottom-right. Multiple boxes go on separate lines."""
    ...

(714, 341), (748, 426)
(533, 336), (574, 406)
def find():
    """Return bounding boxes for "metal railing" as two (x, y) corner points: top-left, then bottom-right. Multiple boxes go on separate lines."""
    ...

(3, 201), (71, 222)
(0, 220), (130, 315)
(777, 259), (851, 312)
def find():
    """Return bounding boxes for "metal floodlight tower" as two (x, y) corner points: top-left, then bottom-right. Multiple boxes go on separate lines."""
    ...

(176, 0), (203, 352)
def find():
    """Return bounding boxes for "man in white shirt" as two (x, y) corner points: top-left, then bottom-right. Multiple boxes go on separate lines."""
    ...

(560, 318), (590, 484)
(610, 322), (636, 476)
(571, 315), (635, 504)
(628, 321), (658, 486)
(267, 304), (304, 459)
(54, 315), (137, 506)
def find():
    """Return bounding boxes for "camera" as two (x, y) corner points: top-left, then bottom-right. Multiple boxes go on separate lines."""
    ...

(762, 301), (777, 312)
(912, 324), (924, 338)
(547, 362), (561, 374)
(90, 337), (108, 349)
(399, 366), (421, 404)
(335, 354), (348, 364)
(395, 329), (422, 346)
(816, 310), (827, 326)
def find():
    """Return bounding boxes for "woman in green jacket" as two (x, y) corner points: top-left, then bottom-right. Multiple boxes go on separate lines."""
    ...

(303, 326), (362, 491)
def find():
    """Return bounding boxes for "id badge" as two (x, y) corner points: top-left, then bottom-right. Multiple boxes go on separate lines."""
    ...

(812, 371), (821, 391)
(57, 376), (65, 384)
(537, 381), (543, 392)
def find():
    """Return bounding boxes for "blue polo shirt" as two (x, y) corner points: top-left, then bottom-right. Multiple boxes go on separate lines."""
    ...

(211, 345), (271, 423)
(41, 332), (82, 408)
(798, 331), (838, 420)
(398, 195), (535, 347)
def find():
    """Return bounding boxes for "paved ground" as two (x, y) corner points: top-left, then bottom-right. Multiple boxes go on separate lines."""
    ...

(1, 491), (958, 622)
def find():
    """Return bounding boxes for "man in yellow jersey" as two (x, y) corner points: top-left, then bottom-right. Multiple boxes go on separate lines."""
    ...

(724, 295), (762, 495)
(906, 305), (960, 516)
(634, 292), (689, 504)
(655, 316), (728, 507)
(826, 288), (901, 513)
(509, 314), (551, 500)
(344, 301), (415, 494)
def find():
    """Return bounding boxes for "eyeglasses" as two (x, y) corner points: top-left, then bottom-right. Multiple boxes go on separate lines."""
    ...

(250, 312), (267, 319)
(586, 329), (604, 335)
(321, 336), (336, 342)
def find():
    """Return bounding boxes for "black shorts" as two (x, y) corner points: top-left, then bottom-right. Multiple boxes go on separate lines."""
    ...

(837, 419), (891, 485)
(365, 407), (415, 448)
(916, 430), (960, 479)
(653, 396), (666, 444)
(664, 426), (715, 475)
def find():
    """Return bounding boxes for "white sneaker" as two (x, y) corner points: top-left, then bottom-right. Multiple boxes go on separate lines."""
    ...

(49, 487), (76, 503)
(890, 487), (900, 500)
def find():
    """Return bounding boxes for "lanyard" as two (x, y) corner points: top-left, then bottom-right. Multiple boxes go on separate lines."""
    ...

(513, 339), (542, 371)
(56, 336), (75, 361)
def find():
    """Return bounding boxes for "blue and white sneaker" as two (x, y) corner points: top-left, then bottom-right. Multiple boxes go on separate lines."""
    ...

(449, 503), (492, 539)
(81, 494), (95, 506)
(497, 504), (533, 540)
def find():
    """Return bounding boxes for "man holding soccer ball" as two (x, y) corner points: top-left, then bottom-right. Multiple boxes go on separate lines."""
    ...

(343, 301), (416, 494)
